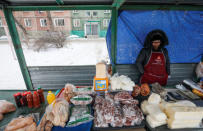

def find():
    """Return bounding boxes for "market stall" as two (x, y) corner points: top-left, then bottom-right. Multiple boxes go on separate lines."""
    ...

(0, 0), (203, 131)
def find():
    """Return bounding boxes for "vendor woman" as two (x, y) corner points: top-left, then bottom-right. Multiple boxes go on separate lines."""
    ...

(136, 29), (170, 86)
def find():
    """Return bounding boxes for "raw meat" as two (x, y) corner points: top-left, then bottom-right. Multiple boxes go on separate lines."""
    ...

(114, 91), (133, 102)
(0, 100), (16, 114)
(5, 116), (36, 131)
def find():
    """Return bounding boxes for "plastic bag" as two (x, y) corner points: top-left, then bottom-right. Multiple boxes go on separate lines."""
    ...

(110, 73), (135, 91)
(45, 98), (69, 127)
(67, 106), (94, 127)
(63, 83), (76, 102)
(70, 95), (92, 105)
(73, 86), (94, 95)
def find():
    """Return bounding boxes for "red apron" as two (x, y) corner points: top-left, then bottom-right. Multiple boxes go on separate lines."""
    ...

(140, 50), (168, 86)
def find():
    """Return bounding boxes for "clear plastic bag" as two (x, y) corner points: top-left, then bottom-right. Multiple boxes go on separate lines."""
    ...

(73, 86), (94, 95)
(67, 105), (94, 127)
(45, 98), (69, 127)
(63, 83), (76, 102)
(70, 95), (93, 105)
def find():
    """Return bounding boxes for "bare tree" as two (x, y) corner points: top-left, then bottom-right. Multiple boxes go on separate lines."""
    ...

(14, 17), (29, 47)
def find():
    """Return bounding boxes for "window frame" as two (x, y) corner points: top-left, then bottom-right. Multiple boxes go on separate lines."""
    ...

(54, 18), (65, 27)
(40, 18), (47, 27)
(73, 19), (80, 27)
(103, 19), (110, 27)
(24, 18), (32, 27)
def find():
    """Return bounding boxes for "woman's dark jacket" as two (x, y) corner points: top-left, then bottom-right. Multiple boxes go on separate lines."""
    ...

(135, 47), (170, 75)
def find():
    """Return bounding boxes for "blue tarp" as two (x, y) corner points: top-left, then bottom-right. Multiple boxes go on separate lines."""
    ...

(106, 10), (203, 64)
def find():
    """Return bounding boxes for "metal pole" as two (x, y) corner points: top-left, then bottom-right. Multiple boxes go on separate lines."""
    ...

(111, 7), (118, 74)
(3, 6), (33, 90)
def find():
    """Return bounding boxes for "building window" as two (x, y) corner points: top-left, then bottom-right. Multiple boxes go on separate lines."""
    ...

(0, 18), (2, 27)
(104, 10), (111, 13)
(73, 10), (79, 13)
(54, 18), (65, 26)
(103, 19), (110, 27)
(92, 11), (98, 17)
(73, 19), (80, 27)
(40, 19), (47, 27)
(86, 11), (98, 17)
(24, 18), (32, 27)
(86, 11), (91, 17)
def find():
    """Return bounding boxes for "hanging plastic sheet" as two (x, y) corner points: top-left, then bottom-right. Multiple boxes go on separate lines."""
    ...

(106, 10), (203, 64)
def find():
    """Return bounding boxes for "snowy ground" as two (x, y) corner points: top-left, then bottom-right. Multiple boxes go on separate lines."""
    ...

(0, 38), (110, 90)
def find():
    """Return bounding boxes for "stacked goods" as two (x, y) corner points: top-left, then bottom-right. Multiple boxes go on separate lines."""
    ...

(94, 91), (144, 128)
(70, 95), (93, 105)
(5, 116), (37, 131)
(63, 84), (76, 103)
(67, 106), (94, 127)
(40, 99), (69, 128)
(94, 62), (109, 91)
(73, 86), (93, 95)
(141, 93), (167, 128)
(110, 74), (135, 91)
(165, 106), (203, 129)
(0, 100), (16, 121)
(96, 62), (108, 78)
(142, 93), (203, 129)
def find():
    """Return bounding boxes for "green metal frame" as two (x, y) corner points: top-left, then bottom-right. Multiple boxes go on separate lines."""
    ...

(2, 2), (203, 89)
(7, 5), (112, 11)
(56, 0), (64, 5)
(3, 6), (33, 90)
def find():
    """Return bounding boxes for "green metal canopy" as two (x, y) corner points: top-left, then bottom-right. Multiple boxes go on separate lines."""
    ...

(0, 0), (203, 90)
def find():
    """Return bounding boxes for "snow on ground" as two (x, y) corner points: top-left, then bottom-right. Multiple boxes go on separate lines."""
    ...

(0, 38), (110, 89)
(24, 38), (110, 66)
(0, 43), (26, 90)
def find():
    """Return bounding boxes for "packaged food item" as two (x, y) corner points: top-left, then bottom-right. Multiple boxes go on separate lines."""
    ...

(46, 99), (69, 127)
(70, 95), (92, 105)
(21, 92), (28, 106)
(140, 83), (150, 96)
(37, 87), (45, 103)
(94, 93), (144, 128)
(67, 106), (93, 127)
(27, 91), (33, 108)
(73, 86), (93, 95)
(148, 93), (161, 104)
(147, 115), (166, 128)
(110, 73), (135, 91)
(110, 105), (123, 127)
(114, 91), (133, 102)
(37, 114), (53, 131)
(63, 83), (75, 102)
(0, 113), (3, 121)
(0, 100), (16, 114)
(13, 92), (22, 107)
(5, 116), (37, 131)
(122, 104), (144, 126)
(33, 91), (40, 108)
(47, 91), (56, 104)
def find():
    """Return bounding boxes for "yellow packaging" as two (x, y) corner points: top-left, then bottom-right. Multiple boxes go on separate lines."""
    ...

(94, 76), (108, 91)
(47, 91), (56, 104)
